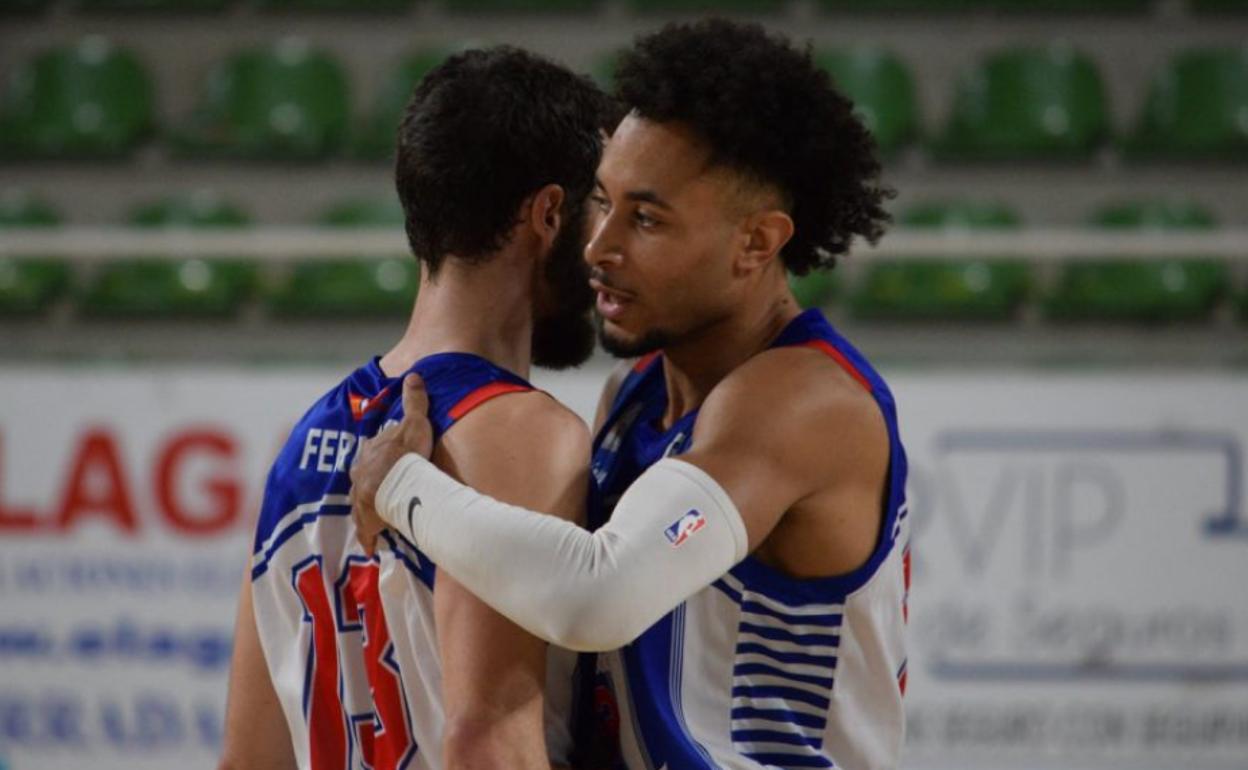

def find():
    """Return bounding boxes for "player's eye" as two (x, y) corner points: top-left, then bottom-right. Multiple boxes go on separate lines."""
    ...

(634, 209), (660, 230)
(589, 194), (611, 213)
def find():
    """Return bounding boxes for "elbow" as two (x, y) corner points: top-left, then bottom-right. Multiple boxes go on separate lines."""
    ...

(442, 714), (543, 770)
(540, 587), (648, 653)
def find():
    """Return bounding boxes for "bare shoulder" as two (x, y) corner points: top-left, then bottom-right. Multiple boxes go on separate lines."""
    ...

(700, 345), (883, 448)
(437, 390), (590, 520)
(698, 346), (883, 479)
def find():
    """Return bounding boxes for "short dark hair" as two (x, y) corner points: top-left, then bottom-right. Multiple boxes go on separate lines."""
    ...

(614, 20), (893, 275)
(395, 46), (611, 273)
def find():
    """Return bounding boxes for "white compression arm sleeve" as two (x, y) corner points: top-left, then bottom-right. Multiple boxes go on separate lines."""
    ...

(374, 453), (748, 652)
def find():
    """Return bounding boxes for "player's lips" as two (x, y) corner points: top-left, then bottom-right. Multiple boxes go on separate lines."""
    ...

(590, 278), (634, 321)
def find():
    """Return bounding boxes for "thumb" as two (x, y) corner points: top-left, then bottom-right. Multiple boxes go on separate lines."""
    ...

(402, 373), (429, 420)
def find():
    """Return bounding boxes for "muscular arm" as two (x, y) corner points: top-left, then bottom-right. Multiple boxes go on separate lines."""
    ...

(432, 392), (589, 770)
(373, 348), (887, 652)
(218, 570), (297, 770)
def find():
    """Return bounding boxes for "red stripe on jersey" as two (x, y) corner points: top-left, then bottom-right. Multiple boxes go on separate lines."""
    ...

(799, 339), (872, 392)
(632, 351), (661, 373)
(448, 382), (533, 421)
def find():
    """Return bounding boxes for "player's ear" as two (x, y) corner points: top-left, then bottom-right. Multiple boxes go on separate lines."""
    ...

(528, 183), (565, 251)
(735, 208), (794, 275)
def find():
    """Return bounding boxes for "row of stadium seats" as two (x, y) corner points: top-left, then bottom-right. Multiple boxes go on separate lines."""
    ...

(3, 0), (1248, 13)
(2, 191), (1245, 322)
(3, 37), (1247, 160)
(0, 190), (414, 318)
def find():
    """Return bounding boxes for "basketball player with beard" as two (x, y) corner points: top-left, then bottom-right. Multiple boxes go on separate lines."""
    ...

(218, 47), (611, 770)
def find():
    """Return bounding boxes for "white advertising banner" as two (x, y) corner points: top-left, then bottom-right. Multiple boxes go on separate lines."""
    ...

(0, 366), (1244, 770)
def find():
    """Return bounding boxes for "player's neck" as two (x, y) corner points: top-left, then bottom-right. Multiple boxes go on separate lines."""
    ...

(379, 253), (535, 379)
(658, 293), (801, 428)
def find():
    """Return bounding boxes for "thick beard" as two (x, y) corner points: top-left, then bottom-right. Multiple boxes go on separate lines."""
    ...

(595, 313), (672, 359)
(531, 211), (597, 370)
(532, 309), (596, 370)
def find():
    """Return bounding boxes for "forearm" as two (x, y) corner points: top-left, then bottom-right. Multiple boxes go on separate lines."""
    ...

(437, 569), (552, 770)
(376, 455), (747, 651)
(219, 572), (296, 770)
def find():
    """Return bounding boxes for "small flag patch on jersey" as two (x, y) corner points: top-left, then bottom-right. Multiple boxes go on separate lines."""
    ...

(664, 509), (706, 548)
(349, 385), (391, 421)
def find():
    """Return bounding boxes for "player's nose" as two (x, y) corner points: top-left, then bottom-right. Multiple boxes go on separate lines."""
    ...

(584, 210), (624, 269)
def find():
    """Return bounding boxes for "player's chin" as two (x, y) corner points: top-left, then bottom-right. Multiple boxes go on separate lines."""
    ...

(595, 313), (665, 359)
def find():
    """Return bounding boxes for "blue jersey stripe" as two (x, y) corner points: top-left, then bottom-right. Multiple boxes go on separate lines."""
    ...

(732, 684), (831, 711)
(736, 643), (838, 669)
(252, 502), (352, 580)
(730, 706), (827, 730)
(738, 622), (841, 647)
(730, 729), (821, 747)
(743, 752), (835, 768)
(713, 578), (742, 603)
(733, 662), (836, 691)
(741, 600), (843, 628)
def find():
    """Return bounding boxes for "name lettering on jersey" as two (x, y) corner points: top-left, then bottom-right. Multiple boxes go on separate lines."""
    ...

(299, 428), (357, 474)
(664, 509), (706, 548)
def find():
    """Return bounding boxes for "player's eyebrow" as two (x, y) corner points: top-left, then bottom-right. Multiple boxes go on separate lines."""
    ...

(595, 178), (674, 212)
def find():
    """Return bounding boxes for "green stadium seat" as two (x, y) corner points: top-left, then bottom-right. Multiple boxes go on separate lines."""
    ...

(1045, 200), (1228, 322)
(80, 259), (256, 318)
(627, 0), (785, 13)
(1129, 48), (1248, 160)
(268, 198), (416, 318)
(1090, 199), (1215, 230)
(319, 197), (405, 227)
(0, 0), (51, 12)
(820, 0), (1149, 11)
(355, 50), (450, 161)
(129, 191), (251, 228)
(173, 39), (350, 161)
(789, 270), (838, 310)
(0, 37), (154, 159)
(75, 0), (230, 10)
(591, 50), (623, 91)
(851, 200), (1030, 321)
(256, 0), (410, 11)
(815, 48), (918, 156)
(0, 190), (60, 227)
(934, 45), (1108, 160)
(0, 191), (68, 317)
(444, 0), (596, 12)
(267, 259), (417, 318)
(0, 259), (71, 317)
(1191, 0), (1248, 11)
(79, 193), (255, 319)
(974, 0), (1149, 7)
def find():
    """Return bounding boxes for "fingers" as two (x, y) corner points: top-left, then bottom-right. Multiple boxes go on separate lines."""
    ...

(401, 374), (429, 421)
(351, 503), (377, 557)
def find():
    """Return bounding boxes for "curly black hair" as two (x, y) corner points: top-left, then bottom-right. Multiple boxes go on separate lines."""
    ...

(614, 20), (893, 275)
(395, 46), (613, 273)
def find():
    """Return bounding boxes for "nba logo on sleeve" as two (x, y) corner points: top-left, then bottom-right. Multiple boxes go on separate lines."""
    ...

(664, 509), (706, 548)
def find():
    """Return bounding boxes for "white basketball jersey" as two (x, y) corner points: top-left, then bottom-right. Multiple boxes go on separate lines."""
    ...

(250, 354), (575, 770)
(587, 309), (910, 769)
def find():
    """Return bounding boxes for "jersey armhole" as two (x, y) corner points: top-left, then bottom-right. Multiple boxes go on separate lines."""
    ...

(447, 381), (534, 421)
